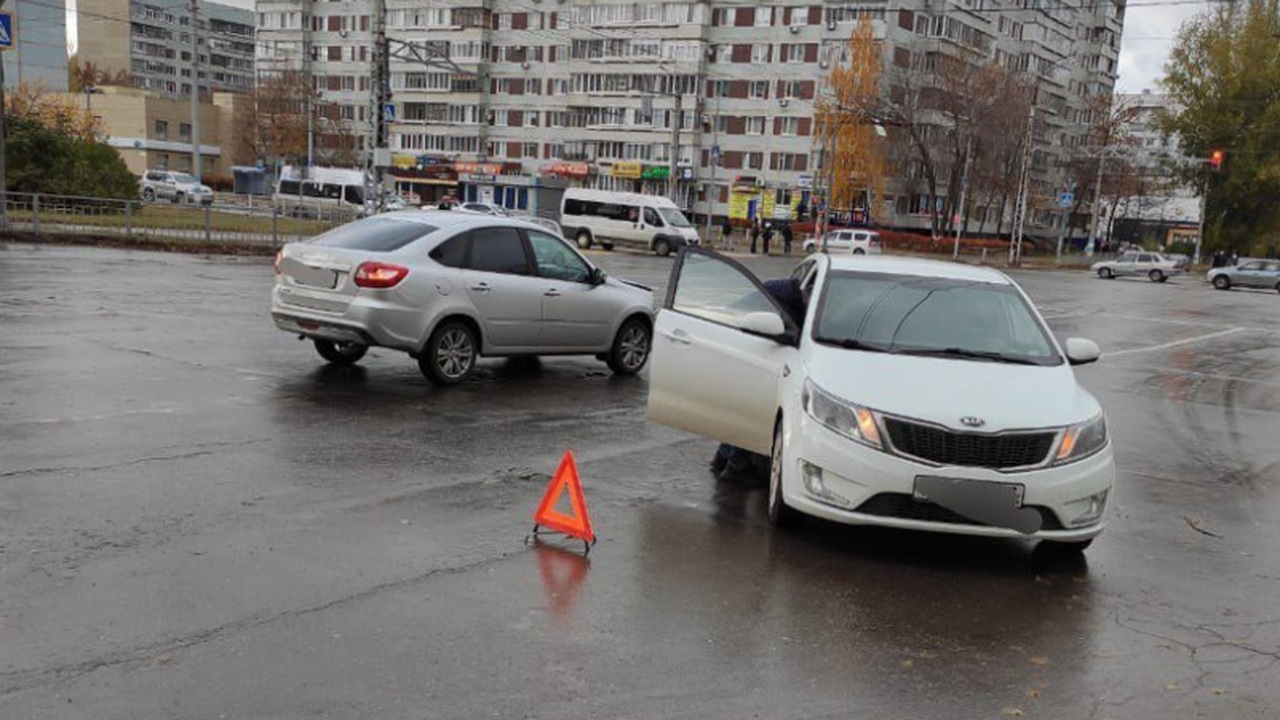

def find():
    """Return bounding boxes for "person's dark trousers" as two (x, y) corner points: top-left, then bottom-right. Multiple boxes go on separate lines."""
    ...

(714, 443), (758, 480)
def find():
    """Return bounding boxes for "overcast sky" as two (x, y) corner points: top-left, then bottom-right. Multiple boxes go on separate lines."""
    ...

(1117, 3), (1210, 93)
(68, 0), (1212, 95)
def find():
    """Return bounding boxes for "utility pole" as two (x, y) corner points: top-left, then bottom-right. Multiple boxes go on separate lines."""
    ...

(189, 0), (201, 180)
(1010, 102), (1035, 267)
(1086, 154), (1105, 257)
(0, 30), (7, 231)
(953, 134), (973, 260)
(669, 91), (682, 203)
(302, 0), (314, 179)
(367, 0), (389, 211)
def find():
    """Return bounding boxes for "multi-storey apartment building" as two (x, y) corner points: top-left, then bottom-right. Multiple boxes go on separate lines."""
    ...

(255, 0), (1124, 230)
(78, 0), (254, 97)
(3, 0), (70, 92)
(1106, 90), (1200, 248)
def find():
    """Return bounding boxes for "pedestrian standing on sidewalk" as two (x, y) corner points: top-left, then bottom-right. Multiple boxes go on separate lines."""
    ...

(781, 223), (794, 255)
(749, 218), (760, 254)
(762, 222), (774, 256)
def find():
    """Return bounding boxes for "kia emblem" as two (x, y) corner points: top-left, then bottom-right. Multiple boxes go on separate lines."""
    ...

(960, 416), (985, 428)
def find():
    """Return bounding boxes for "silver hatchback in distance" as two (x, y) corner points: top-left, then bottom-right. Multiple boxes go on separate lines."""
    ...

(271, 212), (656, 384)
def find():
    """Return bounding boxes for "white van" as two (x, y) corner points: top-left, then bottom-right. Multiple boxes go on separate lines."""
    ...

(274, 166), (368, 219)
(803, 228), (884, 255)
(560, 189), (700, 256)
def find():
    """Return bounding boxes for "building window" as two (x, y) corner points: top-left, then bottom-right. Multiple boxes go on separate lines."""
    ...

(746, 117), (765, 135)
(154, 120), (169, 138)
(179, 122), (192, 139)
(749, 81), (769, 99)
(746, 152), (764, 170)
(779, 117), (799, 136)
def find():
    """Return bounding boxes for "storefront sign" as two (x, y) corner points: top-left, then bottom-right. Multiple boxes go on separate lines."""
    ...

(539, 162), (590, 179)
(612, 161), (643, 179)
(456, 162), (503, 176)
(461, 174), (497, 184)
(642, 165), (670, 180)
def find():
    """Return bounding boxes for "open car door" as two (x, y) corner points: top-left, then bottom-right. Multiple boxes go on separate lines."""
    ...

(646, 248), (801, 456)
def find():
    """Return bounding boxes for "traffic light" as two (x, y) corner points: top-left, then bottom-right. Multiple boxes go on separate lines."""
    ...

(1210, 149), (1224, 170)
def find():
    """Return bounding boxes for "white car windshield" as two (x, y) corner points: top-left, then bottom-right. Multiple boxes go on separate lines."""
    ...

(658, 207), (692, 228)
(812, 271), (1061, 366)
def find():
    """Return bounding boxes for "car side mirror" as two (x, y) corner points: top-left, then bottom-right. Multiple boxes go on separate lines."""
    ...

(739, 311), (787, 340)
(1065, 337), (1101, 366)
(590, 268), (607, 286)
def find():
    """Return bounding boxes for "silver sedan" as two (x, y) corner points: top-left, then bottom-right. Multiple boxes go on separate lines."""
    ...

(271, 213), (655, 384)
(1208, 259), (1280, 293)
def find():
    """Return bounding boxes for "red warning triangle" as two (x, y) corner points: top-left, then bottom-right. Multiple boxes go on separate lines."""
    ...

(533, 451), (596, 544)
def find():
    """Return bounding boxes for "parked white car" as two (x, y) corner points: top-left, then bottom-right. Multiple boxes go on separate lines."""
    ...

(803, 229), (884, 255)
(1091, 251), (1188, 282)
(140, 170), (213, 205)
(647, 251), (1114, 553)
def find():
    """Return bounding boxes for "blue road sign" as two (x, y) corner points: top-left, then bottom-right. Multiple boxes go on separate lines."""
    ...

(0, 13), (14, 49)
(1057, 192), (1074, 208)
(383, 103), (396, 123)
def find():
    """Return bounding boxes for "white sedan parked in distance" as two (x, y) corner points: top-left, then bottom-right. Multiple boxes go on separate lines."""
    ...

(1091, 251), (1188, 282)
(647, 251), (1114, 553)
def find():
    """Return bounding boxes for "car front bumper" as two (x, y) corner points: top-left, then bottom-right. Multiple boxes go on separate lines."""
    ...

(782, 411), (1114, 541)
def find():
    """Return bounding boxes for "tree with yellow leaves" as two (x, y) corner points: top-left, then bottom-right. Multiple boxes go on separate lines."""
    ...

(814, 18), (887, 227)
(6, 82), (103, 142)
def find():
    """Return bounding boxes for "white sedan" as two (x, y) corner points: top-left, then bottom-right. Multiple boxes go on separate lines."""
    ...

(647, 251), (1114, 553)
(1091, 251), (1188, 282)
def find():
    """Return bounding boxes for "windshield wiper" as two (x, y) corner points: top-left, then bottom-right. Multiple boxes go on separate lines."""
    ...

(897, 347), (1042, 365)
(814, 336), (894, 353)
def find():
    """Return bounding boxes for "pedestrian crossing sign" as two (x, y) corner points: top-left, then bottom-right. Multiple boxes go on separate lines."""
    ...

(0, 13), (13, 50)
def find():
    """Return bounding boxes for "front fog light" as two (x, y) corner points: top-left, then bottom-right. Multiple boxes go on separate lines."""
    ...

(802, 461), (852, 509)
(1069, 489), (1109, 527)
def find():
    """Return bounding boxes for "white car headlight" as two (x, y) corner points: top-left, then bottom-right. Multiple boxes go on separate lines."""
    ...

(802, 378), (883, 449)
(1054, 414), (1108, 465)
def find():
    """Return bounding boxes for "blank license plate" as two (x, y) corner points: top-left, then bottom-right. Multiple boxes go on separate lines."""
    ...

(913, 476), (1025, 506)
(291, 264), (338, 289)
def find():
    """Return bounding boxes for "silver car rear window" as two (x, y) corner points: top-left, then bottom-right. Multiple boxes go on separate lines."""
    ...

(309, 218), (437, 252)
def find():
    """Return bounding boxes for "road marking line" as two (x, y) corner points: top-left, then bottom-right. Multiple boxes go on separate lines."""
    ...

(1105, 328), (1247, 358)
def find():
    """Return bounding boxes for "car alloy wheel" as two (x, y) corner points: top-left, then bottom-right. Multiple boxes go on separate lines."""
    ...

(654, 238), (672, 257)
(1148, 269), (1164, 283)
(142, 188), (155, 202)
(767, 420), (800, 527)
(421, 321), (477, 385)
(313, 339), (368, 366)
(1213, 275), (1231, 290)
(1098, 267), (1113, 279)
(607, 318), (651, 375)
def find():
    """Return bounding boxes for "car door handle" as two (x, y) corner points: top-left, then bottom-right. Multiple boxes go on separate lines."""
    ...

(470, 283), (491, 292)
(544, 289), (561, 297)
(660, 330), (692, 345)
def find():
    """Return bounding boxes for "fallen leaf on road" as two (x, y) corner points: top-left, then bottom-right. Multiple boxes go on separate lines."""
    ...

(902, 659), (914, 669)
(1026, 689), (1042, 699)
(1030, 656), (1050, 666)
(1166, 682), (1181, 691)
(1183, 516), (1223, 538)
(1211, 688), (1226, 696)
(155, 654), (173, 665)
(1001, 707), (1025, 717)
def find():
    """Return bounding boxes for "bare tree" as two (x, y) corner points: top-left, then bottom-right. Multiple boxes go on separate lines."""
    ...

(235, 71), (325, 169)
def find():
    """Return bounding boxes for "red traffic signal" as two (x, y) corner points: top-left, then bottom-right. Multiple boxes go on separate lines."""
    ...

(1210, 149), (1224, 170)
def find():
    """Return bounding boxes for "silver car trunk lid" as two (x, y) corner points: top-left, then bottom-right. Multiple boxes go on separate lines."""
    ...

(277, 246), (366, 311)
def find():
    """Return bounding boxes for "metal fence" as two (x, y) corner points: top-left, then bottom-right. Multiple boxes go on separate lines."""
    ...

(0, 192), (356, 248)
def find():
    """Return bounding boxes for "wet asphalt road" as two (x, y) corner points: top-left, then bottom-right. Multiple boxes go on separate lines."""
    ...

(1, 242), (1278, 720)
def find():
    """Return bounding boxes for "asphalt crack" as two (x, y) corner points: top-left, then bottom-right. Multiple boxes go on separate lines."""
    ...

(0, 542), (527, 697)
